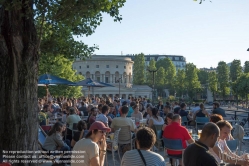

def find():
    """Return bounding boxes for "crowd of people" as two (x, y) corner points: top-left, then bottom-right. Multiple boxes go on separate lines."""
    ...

(37, 95), (249, 166)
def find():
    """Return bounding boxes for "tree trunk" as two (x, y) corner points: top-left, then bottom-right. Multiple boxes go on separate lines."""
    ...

(0, 1), (39, 165)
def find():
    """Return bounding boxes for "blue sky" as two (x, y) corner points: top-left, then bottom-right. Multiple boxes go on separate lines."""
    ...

(77, 0), (249, 68)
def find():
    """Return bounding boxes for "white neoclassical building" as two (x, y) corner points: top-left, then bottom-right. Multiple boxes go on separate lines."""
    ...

(73, 55), (152, 99)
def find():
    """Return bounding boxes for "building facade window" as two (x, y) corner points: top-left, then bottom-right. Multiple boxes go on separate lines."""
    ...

(87, 65), (89, 68)
(105, 77), (109, 83)
(124, 66), (126, 69)
(79, 66), (81, 69)
(106, 65), (109, 68)
(116, 65), (118, 68)
(96, 77), (100, 81)
(96, 65), (99, 68)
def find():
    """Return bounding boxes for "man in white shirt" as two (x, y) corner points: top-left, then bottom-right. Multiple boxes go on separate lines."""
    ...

(96, 105), (109, 127)
(191, 103), (200, 115)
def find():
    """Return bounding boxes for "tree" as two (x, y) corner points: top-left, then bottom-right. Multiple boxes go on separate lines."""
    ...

(174, 69), (186, 98)
(197, 69), (209, 85)
(146, 59), (157, 87)
(244, 61), (249, 74)
(230, 59), (242, 82)
(208, 71), (218, 101)
(156, 58), (176, 91)
(185, 63), (201, 101)
(38, 54), (84, 97)
(234, 73), (249, 107)
(0, 0), (126, 161)
(133, 53), (145, 85)
(217, 61), (230, 100)
(155, 67), (165, 96)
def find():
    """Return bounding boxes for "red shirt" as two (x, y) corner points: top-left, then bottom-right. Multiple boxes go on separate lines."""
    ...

(163, 122), (191, 155)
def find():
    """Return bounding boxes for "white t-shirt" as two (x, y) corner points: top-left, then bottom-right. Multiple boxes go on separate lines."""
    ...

(71, 138), (99, 166)
(96, 114), (108, 125)
(150, 116), (164, 125)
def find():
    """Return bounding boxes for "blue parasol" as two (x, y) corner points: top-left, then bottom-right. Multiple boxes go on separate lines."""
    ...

(38, 74), (76, 85)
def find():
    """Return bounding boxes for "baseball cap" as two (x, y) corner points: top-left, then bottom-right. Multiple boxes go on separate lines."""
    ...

(88, 121), (111, 133)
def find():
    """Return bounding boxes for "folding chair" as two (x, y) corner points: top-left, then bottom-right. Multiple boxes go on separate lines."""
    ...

(181, 116), (188, 126)
(226, 140), (238, 152)
(195, 117), (209, 130)
(152, 124), (163, 150)
(163, 138), (185, 166)
(106, 128), (121, 166)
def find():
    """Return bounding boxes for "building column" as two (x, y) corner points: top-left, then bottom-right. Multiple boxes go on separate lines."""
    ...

(110, 75), (112, 83)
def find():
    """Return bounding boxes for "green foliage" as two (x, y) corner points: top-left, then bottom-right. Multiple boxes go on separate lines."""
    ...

(174, 69), (186, 97)
(217, 61), (230, 99)
(197, 69), (208, 85)
(185, 63), (201, 100)
(156, 58), (176, 89)
(155, 67), (165, 96)
(146, 59), (157, 87)
(230, 59), (242, 82)
(244, 61), (249, 74)
(208, 71), (218, 100)
(233, 73), (249, 99)
(38, 54), (84, 97)
(133, 53), (146, 85)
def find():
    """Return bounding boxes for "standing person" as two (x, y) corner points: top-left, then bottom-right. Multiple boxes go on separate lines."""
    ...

(71, 121), (110, 166)
(183, 123), (220, 166)
(121, 127), (165, 166)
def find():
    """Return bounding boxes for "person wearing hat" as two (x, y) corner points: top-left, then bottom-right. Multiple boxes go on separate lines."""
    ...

(71, 121), (110, 166)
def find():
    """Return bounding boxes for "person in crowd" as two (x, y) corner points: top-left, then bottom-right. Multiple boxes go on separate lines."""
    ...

(66, 107), (81, 130)
(173, 102), (181, 114)
(121, 127), (165, 166)
(184, 123), (220, 166)
(107, 103), (115, 126)
(191, 103), (200, 115)
(78, 101), (88, 116)
(127, 101), (136, 117)
(72, 121), (110, 166)
(131, 104), (143, 124)
(88, 107), (98, 127)
(212, 102), (226, 117)
(111, 106), (136, 132)
(39, 105), (49, 126)
(163, 114), (194, 166)
(210, 114), (223, 123)
(162, 113), (173, 131)
(71, 120), (87, 147)
(193, 103), (209, 120)
(163, 105), (171, 116)
(97, 104), (103, 114)
(139, 102), (145, 116)
(96, 105), (109, 127)
(148, 107), (164, 128)
(157, 101), (164, 112)
(43, 122), (70, 152)
(179, 102), (193, 125)
(211, 120), (249, 165)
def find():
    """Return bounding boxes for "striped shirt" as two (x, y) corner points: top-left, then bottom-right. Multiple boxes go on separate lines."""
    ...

(121, 149), (166, 166)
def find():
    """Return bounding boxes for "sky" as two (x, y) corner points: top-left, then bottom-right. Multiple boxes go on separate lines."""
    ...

(76, 0), (249, 68)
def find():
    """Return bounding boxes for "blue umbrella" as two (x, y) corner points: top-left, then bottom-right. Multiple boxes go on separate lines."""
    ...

(38, 74), (76, 85)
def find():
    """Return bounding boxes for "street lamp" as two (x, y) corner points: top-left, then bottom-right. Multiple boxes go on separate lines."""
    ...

(116, 76), (126, 99)
(147, 68), (158, 104)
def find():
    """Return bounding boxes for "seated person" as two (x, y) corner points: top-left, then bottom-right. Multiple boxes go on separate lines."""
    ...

(148, 107), (164, 128)
(121, 127), (165, 166)
(131, 104), (143, 124)
(43, 122), (70, 152)
(107, 103), (116, 126)
(179, 102), (193, 125)
(211, 120), (249, 165)
(162, 113), (173, 131)
(111, 106), (136, 132)
(96, 105), (109, 127)
(66, 107), (81, 140)
(71, 120), (87, 147)
(184, 123), (219, 166)
(163, 115), (194, 166)
(193, 103), (209, 120)
(212, 102), (226, 117)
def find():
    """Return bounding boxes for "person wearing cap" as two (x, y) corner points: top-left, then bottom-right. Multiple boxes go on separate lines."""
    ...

(72, 121), (110, 166)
